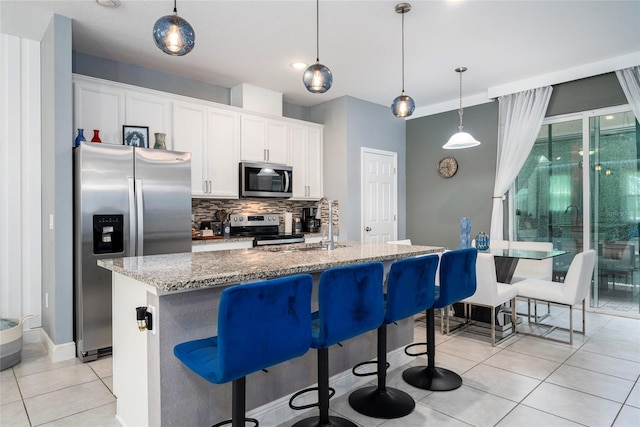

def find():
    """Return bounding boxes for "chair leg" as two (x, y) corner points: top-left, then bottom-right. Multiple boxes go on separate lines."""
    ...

(490, 306), (496, 346)
(348, 326), (415, 419)
(511, 298), (517, 338)
(569, 304), (573, 346)
(212, 377), (259, 427)
(402, 308), (462, 391)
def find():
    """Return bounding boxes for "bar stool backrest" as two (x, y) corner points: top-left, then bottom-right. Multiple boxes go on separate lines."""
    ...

(314, 262), (385, 349)
(385, 255), (438, 323)
(216, 274), (313, 383)
(436, 248), (478, 308)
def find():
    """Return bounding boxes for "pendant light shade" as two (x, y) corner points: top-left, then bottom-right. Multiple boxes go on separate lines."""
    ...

(153, 0), (195, 56)
(443, 67), (480, 149)
(391, 3), (414, 118)
(304, 0), (332, 93)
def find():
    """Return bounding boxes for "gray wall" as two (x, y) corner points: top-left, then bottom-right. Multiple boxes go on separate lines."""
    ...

(41, 14), (73, 344)
(72, 51), (311, 121)
(406, 102), (499, 249)
(406, 72), (629, 250)
(311, 96), (406, 241)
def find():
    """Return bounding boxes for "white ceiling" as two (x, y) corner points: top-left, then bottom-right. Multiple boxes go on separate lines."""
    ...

(2, 0), (639, 116)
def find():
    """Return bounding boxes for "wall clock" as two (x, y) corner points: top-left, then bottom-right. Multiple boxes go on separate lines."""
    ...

(437, 156), (458, 178)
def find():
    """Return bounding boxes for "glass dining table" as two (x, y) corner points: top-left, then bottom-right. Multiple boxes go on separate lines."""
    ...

(485, 247), (568, 284)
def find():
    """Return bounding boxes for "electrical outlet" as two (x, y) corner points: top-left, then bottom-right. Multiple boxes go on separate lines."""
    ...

(147, 305), (156, 334)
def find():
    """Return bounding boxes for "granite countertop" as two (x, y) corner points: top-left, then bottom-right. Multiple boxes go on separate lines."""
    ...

(98, 241), (444, 293)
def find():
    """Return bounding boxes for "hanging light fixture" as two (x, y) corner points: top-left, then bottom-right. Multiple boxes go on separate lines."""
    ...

(303, 0), (332, 93)
(391, 3), (415, 118)
(443, 67), (481, 149)
(152, 0), (195, 56)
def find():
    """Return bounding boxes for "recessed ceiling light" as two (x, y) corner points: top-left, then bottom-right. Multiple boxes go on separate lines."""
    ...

(96, 0), (121, 8)
(290, 62), (308, 70)
(605, 115), (614, 120)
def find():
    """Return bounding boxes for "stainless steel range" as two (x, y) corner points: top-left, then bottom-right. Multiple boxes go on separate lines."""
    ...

(229, 213), (305, 246)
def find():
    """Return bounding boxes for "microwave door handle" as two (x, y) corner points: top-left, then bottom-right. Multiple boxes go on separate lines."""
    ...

(128, 177), (136, 255)
(135, 178), (144, 256)
(284, 170), (290, 193)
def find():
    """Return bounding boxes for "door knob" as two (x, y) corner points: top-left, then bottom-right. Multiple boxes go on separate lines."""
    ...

(365, 226), (372, 232)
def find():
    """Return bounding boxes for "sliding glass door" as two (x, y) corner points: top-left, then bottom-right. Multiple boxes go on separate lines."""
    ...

(513, 107), (639, 315)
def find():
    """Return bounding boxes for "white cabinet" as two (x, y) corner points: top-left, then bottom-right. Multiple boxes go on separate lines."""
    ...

(290, 124), (323, 199)
(173, 101), (239, 198)
(74, 78), (125, 144)
(240, 114), (289, 164)
(125, 91), (172, 149)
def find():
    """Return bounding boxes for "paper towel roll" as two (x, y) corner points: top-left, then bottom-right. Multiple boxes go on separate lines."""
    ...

(284, 212), (293, 234)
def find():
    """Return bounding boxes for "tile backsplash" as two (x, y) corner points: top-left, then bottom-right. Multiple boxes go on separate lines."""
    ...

(192, 198), (339, 235)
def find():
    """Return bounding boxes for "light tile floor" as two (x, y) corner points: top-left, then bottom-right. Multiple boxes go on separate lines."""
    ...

(1, 307), (639, 427)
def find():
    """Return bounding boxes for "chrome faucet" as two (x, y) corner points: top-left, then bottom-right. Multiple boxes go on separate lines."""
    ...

(317, 197), (335, 250)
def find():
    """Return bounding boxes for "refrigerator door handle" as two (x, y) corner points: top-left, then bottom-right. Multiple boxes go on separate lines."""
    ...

(128, 177), (136, 255)
(135, 178), (144, 255)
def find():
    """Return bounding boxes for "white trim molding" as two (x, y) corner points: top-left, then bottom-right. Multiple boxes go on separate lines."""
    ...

(41, 328), (76, 363)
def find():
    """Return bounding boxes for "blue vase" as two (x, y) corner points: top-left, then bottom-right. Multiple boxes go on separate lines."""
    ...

(475, 232), (490, 250)
(74, 129), (86, 147)
(459, 217), (471, 249)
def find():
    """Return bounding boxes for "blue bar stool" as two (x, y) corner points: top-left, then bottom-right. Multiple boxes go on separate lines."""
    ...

(402, 248), (478, 391)
(348, 254), (439, 419)
(174, 274), (313, 427)
(289, 262), (385, 427)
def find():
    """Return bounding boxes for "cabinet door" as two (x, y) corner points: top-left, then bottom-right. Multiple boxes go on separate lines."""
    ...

(306, 127), (323, 199)
(265, 120), (289, 164)
(290, 125), (307, 198)
(173, 101), (207, 196)
(207, 108), (240, 198)
(74, 80), (125, 144)
(240, 115), (266, 162)
(125, 91), (172, 149)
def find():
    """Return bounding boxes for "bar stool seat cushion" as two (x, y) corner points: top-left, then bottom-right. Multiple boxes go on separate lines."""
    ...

(174, 275), (313, 385)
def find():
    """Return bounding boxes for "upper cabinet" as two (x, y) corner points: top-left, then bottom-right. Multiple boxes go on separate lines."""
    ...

(240, 114), (289, 164)
(125, 91), (172, 150)
(74, 78), (125, 144)
(173, 101), (240, 198)
(290, 123), (323, 200)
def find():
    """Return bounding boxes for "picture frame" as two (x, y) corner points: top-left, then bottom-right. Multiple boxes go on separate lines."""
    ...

(122, 125), (149, 148)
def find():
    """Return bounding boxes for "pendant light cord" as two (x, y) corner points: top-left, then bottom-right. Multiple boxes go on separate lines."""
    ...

(173, 0), (177, 14)
(316, 0), (320, 62)
(458, 70), (464, 131)
(401, 9), (405, 92)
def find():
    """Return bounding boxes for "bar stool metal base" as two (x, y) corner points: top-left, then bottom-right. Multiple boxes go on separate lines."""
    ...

(291, 415), (357, 427)
(402, 366), (462, 391)
(348, 386), (415, 419)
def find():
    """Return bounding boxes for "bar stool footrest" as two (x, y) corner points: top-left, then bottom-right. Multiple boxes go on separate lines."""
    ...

(212, 418), (258, 427)
(289, 386), (336, 411)
(351, 360), (390, 377)
(348, 385), (415, 419)
(402, 366), (462, 391)
(404, 342), (428, 357)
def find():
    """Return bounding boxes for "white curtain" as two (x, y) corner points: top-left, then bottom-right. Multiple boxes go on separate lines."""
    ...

(616, 66), (640, 122)
(490, 86), (553, 240)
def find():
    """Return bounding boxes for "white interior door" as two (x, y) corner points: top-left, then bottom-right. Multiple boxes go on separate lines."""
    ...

(361, 148), (397, 243)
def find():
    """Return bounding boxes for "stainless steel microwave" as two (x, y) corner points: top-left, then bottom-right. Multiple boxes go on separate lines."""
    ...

(239, 162), (293, 198)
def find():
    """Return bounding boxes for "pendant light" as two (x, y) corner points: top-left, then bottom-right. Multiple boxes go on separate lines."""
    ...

(303, 0), (332, 93)
(391, 3), (415, 118)
(443, 67), (481, 149)
(152, 0), (195, 56)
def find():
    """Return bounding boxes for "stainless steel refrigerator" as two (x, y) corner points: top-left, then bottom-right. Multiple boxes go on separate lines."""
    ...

(73, 142), (191, 361)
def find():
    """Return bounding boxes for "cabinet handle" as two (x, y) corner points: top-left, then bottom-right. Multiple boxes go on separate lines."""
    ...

(264, 149), (267, 162)
(203, 180), (207, 194)
(267, 149), (270, 162)
(208, 180), (212, 194)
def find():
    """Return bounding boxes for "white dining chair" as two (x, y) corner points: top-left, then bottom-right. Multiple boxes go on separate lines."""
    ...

(509, 241), (553, 283)
(512, 250), (596, 345)
(458, 253), (518, 346)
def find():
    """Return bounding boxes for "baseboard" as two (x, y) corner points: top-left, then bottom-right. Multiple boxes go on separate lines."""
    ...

(23, 328), (42, 344)
(247, 347), (412, 426)
(40, 328), (76, 363)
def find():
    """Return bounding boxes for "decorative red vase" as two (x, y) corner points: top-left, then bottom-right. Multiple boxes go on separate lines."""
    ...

(91, 129), (102, 143)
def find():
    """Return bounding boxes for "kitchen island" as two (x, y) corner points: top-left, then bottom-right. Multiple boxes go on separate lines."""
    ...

(98, 241), (443, 426)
